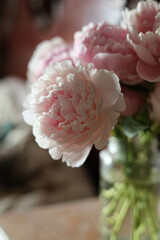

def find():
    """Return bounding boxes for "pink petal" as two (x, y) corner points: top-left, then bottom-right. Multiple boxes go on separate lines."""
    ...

(93, 53), (134, 75)
(129, 39), (156, 65)
(137, 60), (160, 82)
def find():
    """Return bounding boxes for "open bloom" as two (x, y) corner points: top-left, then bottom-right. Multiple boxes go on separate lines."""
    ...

(23, 61), (125, 167)
(122, 0), (160, 82)
(27, 37), (74, 83)
(122, 0), (159, 33)
(74, 22), (142, 85)
(149, 83), (160, 121)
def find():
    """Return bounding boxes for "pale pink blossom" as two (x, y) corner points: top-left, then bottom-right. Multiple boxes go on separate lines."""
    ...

(149, 83), (160, 121)
(122, 0), (159, 33)
(122, 0), (160, 82)
(27, 37), (74, 83)
(23, 61), (125, 167)
(74, 22), (142, 85)
(121, 86), (144, 116)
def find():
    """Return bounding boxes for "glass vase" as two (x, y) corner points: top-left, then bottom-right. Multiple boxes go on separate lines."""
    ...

(99, 134), (160, 240)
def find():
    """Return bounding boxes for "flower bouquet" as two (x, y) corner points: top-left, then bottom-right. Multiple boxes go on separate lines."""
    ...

(23, 0), (160, 239)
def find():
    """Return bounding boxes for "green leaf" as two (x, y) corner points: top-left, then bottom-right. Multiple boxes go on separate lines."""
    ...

(134, 107), (149, 125)
(120, 117), (149, 138)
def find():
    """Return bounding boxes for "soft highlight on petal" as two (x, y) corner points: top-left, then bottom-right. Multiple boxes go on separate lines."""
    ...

(62, 145), (92, 167)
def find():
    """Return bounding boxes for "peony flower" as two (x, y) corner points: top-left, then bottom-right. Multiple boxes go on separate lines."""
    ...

(73, 22), (142, 85)
(121, 86), (144, 116)
(122, 0), (159, 33)
(122, 0), (160, 82)
(23, 61), (125, 167)
(149, 83), (160, 121)
(27, 37), (74, 84)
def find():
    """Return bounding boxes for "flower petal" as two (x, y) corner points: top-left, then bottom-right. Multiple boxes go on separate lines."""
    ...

(91, 69), (121, 109)
(92, 53), (137, 80)
(22, 110), (35, 126)
(49, 147), (62, 160)
(128, 36), (156, 65)
(137, 60), (160, 82)
(62, 145), (92, 167)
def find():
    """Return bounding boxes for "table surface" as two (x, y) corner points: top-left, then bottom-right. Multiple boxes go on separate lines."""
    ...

(0, 198), (101, 240)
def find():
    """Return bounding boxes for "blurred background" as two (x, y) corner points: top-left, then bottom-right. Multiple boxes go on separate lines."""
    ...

(0, 0), (148, 214)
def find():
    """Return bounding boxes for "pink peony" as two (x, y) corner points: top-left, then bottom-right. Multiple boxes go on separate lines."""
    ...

(121, 86), (144, 116)
(122, 0), (160, 82)
(122, 0), (159, 34)
(149, 83), (160, 121)
(23, 61), (125, 167)
(73, 22), (142, 85)
(27, 37), (74, 83)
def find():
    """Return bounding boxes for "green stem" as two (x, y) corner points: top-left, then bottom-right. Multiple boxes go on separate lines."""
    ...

(113, 196), (131, 233)
(101, 182), (160, 240)
(102, 199), (117, 215)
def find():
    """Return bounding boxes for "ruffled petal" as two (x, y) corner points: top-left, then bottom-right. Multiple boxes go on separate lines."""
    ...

(62, 145), (92, 167)
(128, 38), (156, 65)
(33, 122), (55, 149)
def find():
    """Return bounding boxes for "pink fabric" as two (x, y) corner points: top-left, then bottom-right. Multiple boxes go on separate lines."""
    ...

(74, 22), (142, 85)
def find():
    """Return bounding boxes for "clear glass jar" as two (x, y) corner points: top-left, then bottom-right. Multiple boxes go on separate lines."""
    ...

(99, 136), (160, 240)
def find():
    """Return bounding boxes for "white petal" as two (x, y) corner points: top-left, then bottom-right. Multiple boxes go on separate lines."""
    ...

(45, 60), (74, 75)
(33, 122), (54, 149)
(49, 147), (62, 160)
(94, 124), (109, 150)
(91, 69), (121, 109)
(106, 111), (120, 132)
(113, 92), (126, 112)
(22, 110), (35, 126)
(94, 134), (108, 150)
(23, 93), (32, 108)
(62, 145), (92, 167)
(35, 135), (52, 149)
